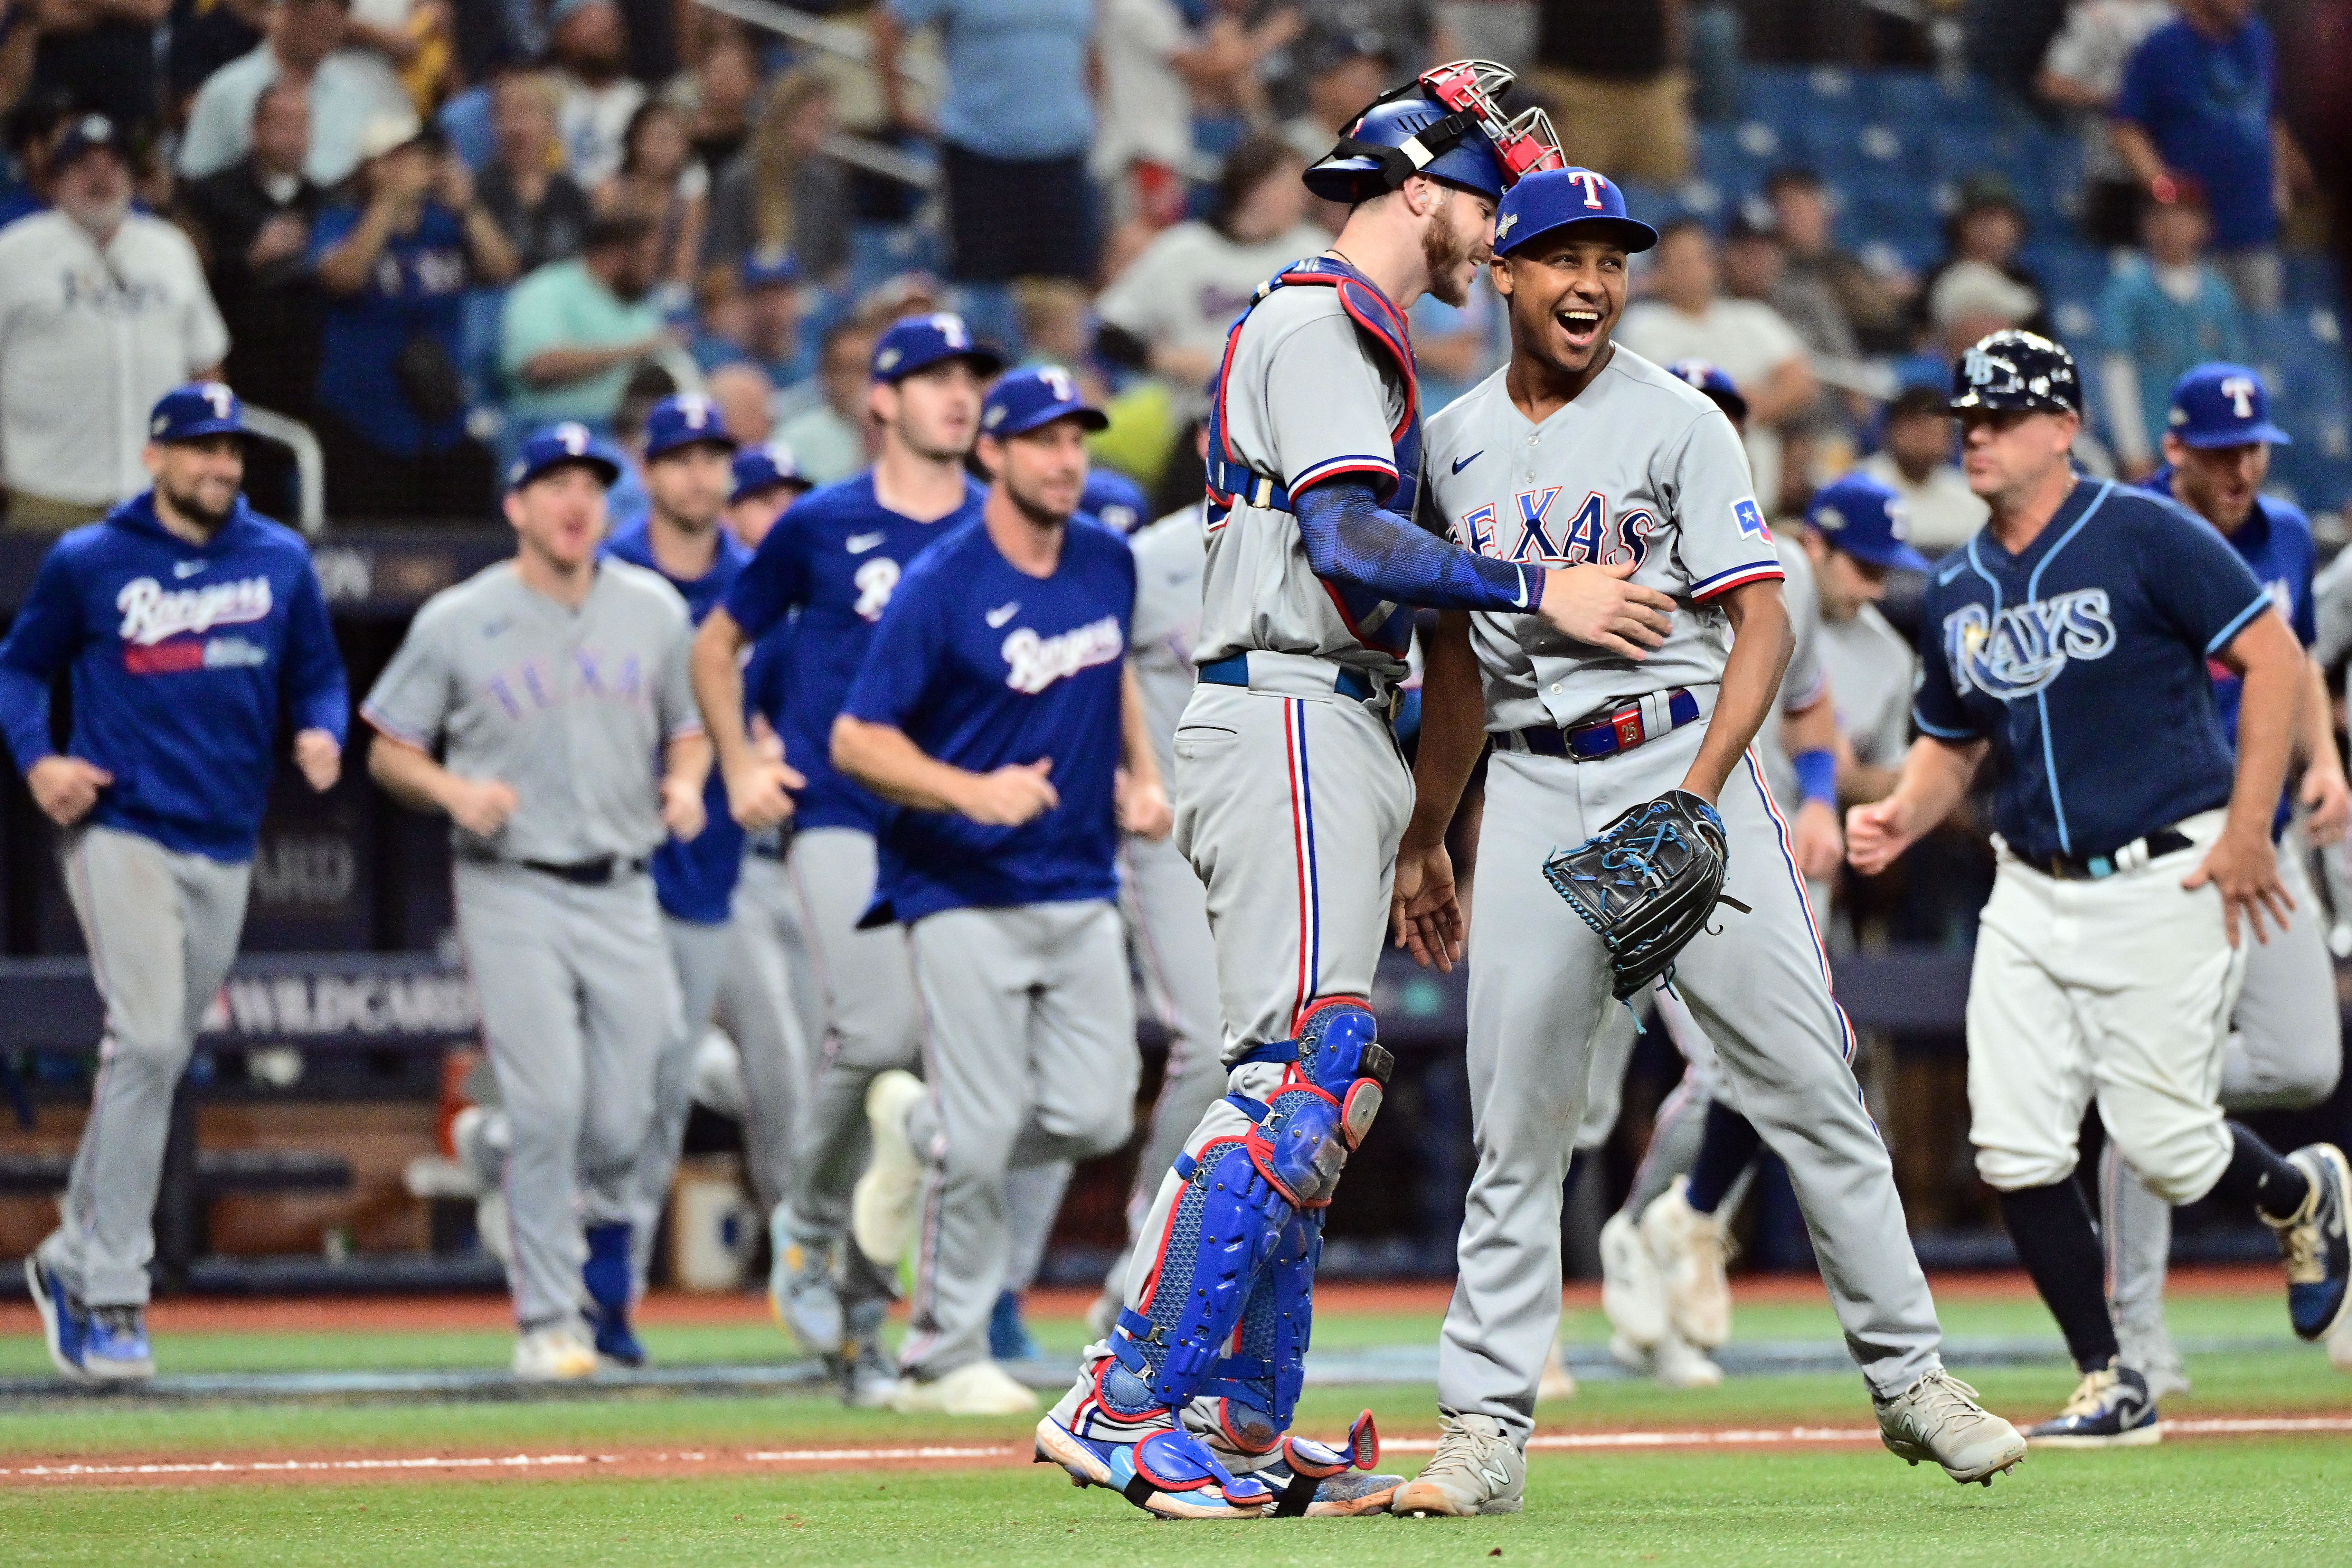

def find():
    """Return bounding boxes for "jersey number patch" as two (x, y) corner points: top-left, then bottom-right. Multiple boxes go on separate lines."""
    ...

(853, 558), (901, 623)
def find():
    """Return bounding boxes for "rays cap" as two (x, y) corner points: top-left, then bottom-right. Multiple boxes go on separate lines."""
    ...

(1949, 329), (2080, 415)
(1666, 358), (1746, 423)
(642, 393), (737, 461)
(2167, 362), (2290, 448)
(1805, 471), (1928, 573)
(871, 312), (1004, 384)
(730, 442), (811, 504)
(981, 366), (1109, 439)
(507, 422), (624, 491)
(148, 382), (249, 444)
(1493, 166), (1658, 258)
(53, 113), (126, 172)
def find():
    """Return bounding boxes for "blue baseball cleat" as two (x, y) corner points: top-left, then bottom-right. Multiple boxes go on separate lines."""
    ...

(2270, 1144), (2351, 1343)
(585, 1304), (645, 1367)
(83, 1304), (154, 1382)
(2024, 1362), (2159, 1448)
(989, 1289), (1039, 1362)
(27, 1257), (93, 1383)
(581, 1222), (644, 1366)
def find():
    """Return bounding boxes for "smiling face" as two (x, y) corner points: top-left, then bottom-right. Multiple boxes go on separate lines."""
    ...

(1492, 232), (1631, 378)
(145, 435), (246, 531)
(1417, 181), (1495, 309)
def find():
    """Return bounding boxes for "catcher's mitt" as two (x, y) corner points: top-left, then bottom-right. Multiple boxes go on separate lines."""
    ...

(1542, 790), (1748, 1000)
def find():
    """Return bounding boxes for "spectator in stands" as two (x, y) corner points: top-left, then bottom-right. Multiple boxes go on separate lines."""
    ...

(2097, 177), (2247, 480)
(21, 0), (168, 142)
(0, 90), (74, 228)
(1091, 0), (1198, 271)
(1916, 177), (2049, 340)
(180, 0), (414, 190)
(1288, 1), (1443, 90)
(1923, 262), (2040, 371)
(177, 79), (323, 422)
(701, 67), (850, 289)
(597, 99), (703, 296)
(1765, 166), (1912, 357)
(477, 71), (593, 274)
(2037, 0), (2172, 249)
(1722, 210), (1855, 366)
(1620, 218), (1816, 507)
(773, 314), (877, 485)
(1858, 385), (1987, 555)
(167, 0), (267, 124)
(1094, 134), (1326, 415)
(670, 29), (758, 174)
(343, 0), (453, 117)
(1279, 25), (1389, 167)
(551, 0), (643, 189)
(874, 0), (1098, 284)
(705, 359), (773, 444)
(310, 112), (514, 518)
(2111, 0), (2310, 313)
(1528, 0), (1689, 185)
(499, 208), (671, 430)
(0, 115), (226, 527)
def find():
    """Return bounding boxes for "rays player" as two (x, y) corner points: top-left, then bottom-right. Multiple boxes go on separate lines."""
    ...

(1388, 168), (2022, 1516)
(12, 384), (347, 1383)
(1849, 331), (2351, 1446)
(2104, 363), (2350, 1392)
(690, 313), (1000, 1404)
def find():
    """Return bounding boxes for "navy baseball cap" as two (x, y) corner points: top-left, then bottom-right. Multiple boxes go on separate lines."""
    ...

(871, 312), (1004, 384)
(148, 381), (248, 444)
(642, 393), (736, 461)
(1494, 166), (1658, 258)
(2168, 362), (2291, 448)
(506, 422), (623, 490)
(1666, 358), (1748, 423)
(1080, 467), (1149, 532)
(730, 441), (811, 504)
(53, 113), (125, 171)
(1806, 472), (1928, 572)
(982, 366), (1108, 439)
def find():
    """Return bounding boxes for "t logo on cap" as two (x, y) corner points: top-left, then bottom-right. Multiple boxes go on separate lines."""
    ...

(932, 313), (970, 349)
(556, 422), (589, 454)
(1568, 171), (1607, 209)
(201, 384), (234, 419)
(2221, 376), (2257, 419)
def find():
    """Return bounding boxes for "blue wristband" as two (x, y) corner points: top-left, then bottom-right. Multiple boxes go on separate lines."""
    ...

(1793, 748), (1836, 807)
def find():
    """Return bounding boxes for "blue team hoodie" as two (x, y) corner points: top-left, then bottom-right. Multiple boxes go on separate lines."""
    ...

(0, 491), (349, 861)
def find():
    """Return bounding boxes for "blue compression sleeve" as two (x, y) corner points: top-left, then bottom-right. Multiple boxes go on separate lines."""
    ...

(1293, 475), (1545, 614)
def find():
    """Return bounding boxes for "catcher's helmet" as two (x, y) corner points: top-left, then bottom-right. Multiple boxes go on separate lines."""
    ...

(1949, 329), (2081, 415)
(1305, 59), (1563, 205)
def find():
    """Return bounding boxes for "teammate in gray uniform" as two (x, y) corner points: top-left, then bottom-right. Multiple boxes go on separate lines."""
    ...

(365, 424), (707, 1381)
(1388, 168), (2023, 1517)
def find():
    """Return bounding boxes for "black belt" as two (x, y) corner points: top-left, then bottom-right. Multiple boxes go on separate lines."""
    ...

(518, 855), (647, 886)
(2042, 829), (2193, 881)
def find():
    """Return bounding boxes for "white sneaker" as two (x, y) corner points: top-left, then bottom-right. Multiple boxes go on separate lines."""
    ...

(1641, 1177), (1732, 1350)
(512, 1323), (598, 1381)
(1652, 1329), (1724, 1389)
(887, 1358), (1040, 1415)
(851, 1070), (928, 1269)
(1537, 1342), (1577, 1402)
(1600, 1209), (1667, 1350)
(1390, 1413), (1525, 1517)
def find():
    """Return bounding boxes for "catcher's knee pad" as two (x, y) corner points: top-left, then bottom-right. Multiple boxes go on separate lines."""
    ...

(1240, 999), (1390, 1206)
(1199, 1206), (1322, 1439)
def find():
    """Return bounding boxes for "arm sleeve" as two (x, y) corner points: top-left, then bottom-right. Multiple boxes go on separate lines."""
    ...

(1909, 589), (1981, 739)
(840, 567), (944, 730)
(359, 603), (454, 748)
(2133, 503), (2271, 655)
(0, 546), (83, 769)
(1294, 477), (1544, 614)
(1662, 409), (1786, 599)
(722, 515), (812, 642)
(282, 563), (351, 742)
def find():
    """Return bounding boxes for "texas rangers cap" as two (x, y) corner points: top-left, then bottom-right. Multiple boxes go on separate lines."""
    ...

(1666, 359), (1747, 424)
(52, 113), (126, 171)
(507, 422), (623, 490)
(981, 366), (1109, 439)
(1494, 166), (1658, 258)
(2168, 362), (2290, 448)
(729, 441), (811, 504)
(871, 312), (1004, 384)
(642, 393), (737, 461)
(148, 382), (248, 444)
(739, 246), (799, 292)
(1805, 471), (1928, 573)
(1080, 466), (1148, 532)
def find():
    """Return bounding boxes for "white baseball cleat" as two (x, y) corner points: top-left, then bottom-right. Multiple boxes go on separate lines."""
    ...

(512, 1323), (598, 1381)
(887, 1358), (1039, 1415)
(1599, 1209), (1666, 1350)
(1881, 1368), (2032, 1479)
(1389, 1413), (1525, 1517)
(1652, 1329), (1725, 1389)
(1641, 1176), (1732, 1350)
(851, 1070), (929, 1269)
(1537, 1342), (1577, 1402)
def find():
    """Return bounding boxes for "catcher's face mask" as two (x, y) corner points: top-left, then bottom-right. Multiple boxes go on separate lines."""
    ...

(1416, 60), (1566, 189)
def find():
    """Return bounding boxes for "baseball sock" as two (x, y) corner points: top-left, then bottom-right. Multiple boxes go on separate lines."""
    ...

(2206, 1122), (2311, 1221)
(1683, 1101), (1763, 1216)
(1998, 1181), (2120, 1373)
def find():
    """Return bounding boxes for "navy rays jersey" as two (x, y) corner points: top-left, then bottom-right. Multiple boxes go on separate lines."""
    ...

(1914, 477), (2272, 865)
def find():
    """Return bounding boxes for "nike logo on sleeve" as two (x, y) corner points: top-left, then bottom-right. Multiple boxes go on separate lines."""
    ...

(846, 532), (887, 554)
(1452, 451), (1483, 474)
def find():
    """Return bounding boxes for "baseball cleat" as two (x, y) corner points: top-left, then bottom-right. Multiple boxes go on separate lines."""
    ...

(27, 1258), (94, 1385)
(1877, 1369), (2028, 1478)
(839, 1297), (896, 1407)
(1652, 1328), (1724, 1389)
(1254, 1411), (1400, 1517)
(1038, 1417), (1274, 1519)
(2117, 1321), (2190, 1402)
(2267, 1143), (2350, 1342)
(512, 1322), (599, 1381)
(767, 1208), (844, 1357)
(887, 1358), (1039, 1416)
(1388, 1413), (1526, 1517)
(989, 1289), (1040, 1362)
(850, 1070), (928, 1268)
(585, 1304), (645, 1368)
(1641, 1177), (1732, 1350)
(1537, 1342), (1578, 1401)
(83, 1305), (155, 1382)
(1599, 1208), (1667, 1350)
(2022, 1362), (2158, 1449)
(580, 1222), (642, 1367)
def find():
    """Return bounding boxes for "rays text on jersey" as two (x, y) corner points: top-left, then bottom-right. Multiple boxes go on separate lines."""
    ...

(1943, 590), (2117, 701)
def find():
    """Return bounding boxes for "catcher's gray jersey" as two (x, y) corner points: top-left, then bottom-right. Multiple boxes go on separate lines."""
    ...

(1416, 347), (1782, 731)
(1127, 503), (1207, 784)
(1817, 603), (1915, 769)
(363, 560), (701, 864)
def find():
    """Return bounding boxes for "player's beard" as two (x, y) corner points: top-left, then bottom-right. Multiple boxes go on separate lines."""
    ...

(1420, 196), (1480, 309)
(159, 476), (234, 533)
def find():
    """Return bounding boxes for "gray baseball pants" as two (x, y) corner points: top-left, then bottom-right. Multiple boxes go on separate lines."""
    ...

(35, 825), (252, 1308)
(455, 860), (680, 1330)
(1441, 730), (1944, 1445)
(627, 914), (735, 1288)
(728, 851), (814, 1217)
(897, 900), (1138, 1379)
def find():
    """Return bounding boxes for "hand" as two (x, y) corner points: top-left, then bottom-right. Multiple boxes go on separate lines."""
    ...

(443, 775), (519, 838)
(749, 714), (785, 764)
(1845, 796), (1914, 877)
(2302, 762), (2350, 847)
(1792, 797), (1844, 880)
(722, 755), (805, 831)
(1116, 768), (1172, 841)
(434, 153), (475, 213)
(246, 211), (308, 268)
(1390, 840), (1465, 972)
(660, 773), (707, 841)
(957, 759), (1058, 827)
(26, 755), (112, 826)
(2184, 825), (2292, 946)
(292, 729), (341, 792)
(1533, 561), (1676, 661)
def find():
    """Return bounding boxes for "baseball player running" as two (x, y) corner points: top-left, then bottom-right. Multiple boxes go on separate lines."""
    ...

(1848, 330), (2352, 1446)
(1040, 61), (1601, 1521)
(1387, 168), (2022, 1517)
(365, 424), (707, 1381)
(833, 367), (1161, 1415)
(689, 313), (999, 1404)
(2103, 363), (2350, 1394)
(13, 384), (347, 1383)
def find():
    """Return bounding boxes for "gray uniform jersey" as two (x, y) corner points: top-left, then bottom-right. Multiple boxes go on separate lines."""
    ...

(1127, 503), (1208, 784)
(363, 560), (701, 863)
(1752, 537), (1826, 811)
(1197, 284), (1417, 682)
(1817, 603), (1915, 769)
(1417, 349), (1782, 732)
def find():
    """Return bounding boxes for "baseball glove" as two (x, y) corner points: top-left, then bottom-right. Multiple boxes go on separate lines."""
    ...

(1542, 790), (1748, 1000)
